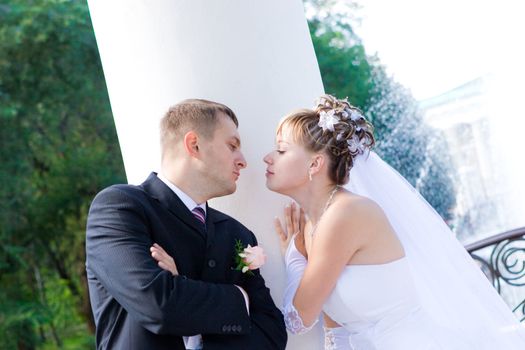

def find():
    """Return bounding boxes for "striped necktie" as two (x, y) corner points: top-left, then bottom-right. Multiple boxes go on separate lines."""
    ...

(192, 206), (206, 225)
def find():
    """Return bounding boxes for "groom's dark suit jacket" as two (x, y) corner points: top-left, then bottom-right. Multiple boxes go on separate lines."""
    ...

(86, 173), (286, 349)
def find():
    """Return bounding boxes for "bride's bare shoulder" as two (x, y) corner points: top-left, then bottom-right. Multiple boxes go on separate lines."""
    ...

(331, 191), (388, 226)
(318, 191), (387, 244)
(339, 191), (382, 212)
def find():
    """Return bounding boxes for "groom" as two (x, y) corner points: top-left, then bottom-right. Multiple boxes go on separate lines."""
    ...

(86, 99), (287, 349)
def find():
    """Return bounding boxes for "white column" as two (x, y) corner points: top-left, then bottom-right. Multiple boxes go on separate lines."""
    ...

(88, 1), (325, 348)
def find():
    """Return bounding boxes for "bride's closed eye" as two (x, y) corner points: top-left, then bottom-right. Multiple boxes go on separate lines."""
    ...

(276, 150), (285, 154)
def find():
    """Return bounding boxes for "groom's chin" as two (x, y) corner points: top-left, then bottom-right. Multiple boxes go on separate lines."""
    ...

(215, 184), (237, 198)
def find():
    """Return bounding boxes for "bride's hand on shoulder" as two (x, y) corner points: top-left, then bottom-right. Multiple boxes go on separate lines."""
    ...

(274, 202), (306, 257)
(150, 243), (179, 276)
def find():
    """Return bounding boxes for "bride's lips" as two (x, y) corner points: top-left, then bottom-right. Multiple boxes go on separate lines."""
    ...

(265, 169), (274, 177)
(233, 171), (240, 180)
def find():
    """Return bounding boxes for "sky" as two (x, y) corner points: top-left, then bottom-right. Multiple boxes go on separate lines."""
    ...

(354, 0), (525, 100)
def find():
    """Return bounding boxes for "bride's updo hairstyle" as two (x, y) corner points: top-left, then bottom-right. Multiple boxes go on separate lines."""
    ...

(278, 94), (375, 185)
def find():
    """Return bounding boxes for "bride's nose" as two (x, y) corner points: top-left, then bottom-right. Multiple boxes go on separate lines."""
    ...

(263, 153), (272, 165)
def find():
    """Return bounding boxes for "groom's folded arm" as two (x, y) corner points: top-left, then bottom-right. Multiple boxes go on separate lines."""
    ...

(204, 232), (287, 350)
(86, 187), (251, 336)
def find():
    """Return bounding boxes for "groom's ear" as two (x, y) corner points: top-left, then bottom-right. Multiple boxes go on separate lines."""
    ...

(183, 131), (200, 157)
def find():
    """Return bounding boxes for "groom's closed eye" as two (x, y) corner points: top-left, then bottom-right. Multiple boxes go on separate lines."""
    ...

(228, 137), (241, 151)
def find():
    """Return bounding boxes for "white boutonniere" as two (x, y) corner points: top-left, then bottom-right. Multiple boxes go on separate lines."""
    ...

(234, 239), (267, 275)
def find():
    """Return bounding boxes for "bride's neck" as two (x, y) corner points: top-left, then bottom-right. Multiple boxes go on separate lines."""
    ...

(293, 183), (339, 224)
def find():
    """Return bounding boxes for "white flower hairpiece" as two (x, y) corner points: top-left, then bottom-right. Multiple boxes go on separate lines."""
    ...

(318, 109), (340, 132)
(349, 109), (363, 121)
(347, 134), (367, 154)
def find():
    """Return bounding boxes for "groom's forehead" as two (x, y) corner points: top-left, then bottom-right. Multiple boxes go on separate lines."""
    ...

(214, 120), (242, 146)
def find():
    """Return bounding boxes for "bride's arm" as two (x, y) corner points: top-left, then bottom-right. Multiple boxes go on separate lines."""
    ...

(285, 198), (377, 330)
(275, 203), (313, 334)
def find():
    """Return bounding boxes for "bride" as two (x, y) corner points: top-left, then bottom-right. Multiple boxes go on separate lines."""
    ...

(264, 94), (525, 349)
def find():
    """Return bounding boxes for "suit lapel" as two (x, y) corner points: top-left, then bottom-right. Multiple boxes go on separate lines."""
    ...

(141, 172), (206, 237)
(205, 205), (230, 248)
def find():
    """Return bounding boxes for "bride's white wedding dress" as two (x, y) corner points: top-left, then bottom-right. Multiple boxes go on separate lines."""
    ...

(335, 257), (494, 348)
(324, 257), (451, 349)
(286, 239), (465, 349)
(282, 152), (525, 349)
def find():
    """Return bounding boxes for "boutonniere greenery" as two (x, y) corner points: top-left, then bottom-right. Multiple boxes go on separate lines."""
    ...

(234, 239), (267, 275)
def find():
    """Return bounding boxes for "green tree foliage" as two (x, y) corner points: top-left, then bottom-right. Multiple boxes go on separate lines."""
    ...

(305, 0), (457, 222)
(0, 0), (125, 348)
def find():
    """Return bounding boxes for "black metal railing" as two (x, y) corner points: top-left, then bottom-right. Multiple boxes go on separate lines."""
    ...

(465, 227), (525, 322)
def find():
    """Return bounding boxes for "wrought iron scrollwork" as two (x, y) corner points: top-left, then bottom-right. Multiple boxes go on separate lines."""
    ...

(465, 227), (525, 322)
(493, 238), (525, 288)
(514, 299), (525, 323)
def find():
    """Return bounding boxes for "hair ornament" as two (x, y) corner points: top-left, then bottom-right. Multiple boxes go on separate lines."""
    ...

(318, 109), (340, 132)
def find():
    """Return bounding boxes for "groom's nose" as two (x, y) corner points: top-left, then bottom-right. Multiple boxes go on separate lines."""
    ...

(236, 153), (247, 169)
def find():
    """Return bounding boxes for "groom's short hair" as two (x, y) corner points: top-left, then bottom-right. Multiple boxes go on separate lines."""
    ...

(160, 99), (238, 154)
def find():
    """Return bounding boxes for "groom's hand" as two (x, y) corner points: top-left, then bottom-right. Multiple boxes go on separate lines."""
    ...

(150, 243), (179, 275)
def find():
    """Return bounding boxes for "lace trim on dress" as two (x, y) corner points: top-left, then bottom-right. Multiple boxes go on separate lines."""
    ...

(324, 327), (337, 350)
(323, 326), (352, 350)
(283, 302), (318, 335)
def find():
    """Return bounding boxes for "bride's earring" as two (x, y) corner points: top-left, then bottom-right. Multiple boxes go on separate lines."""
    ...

(308, 170), (313, 181)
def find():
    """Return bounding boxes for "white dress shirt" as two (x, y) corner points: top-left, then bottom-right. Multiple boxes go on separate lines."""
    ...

(158, 173), (206, 216)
